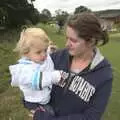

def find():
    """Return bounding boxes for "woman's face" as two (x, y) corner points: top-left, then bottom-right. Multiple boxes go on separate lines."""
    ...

(65, 26), (93, 57)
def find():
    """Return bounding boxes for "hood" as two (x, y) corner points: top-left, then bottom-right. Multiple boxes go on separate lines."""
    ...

(90, 48), (104, 70)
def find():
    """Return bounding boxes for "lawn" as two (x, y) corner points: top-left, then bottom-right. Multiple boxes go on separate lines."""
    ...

(0, 24), (120, 120)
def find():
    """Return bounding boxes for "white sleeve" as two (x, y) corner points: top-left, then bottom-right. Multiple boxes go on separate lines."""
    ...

(9, 64), (35, 87)
(9, 65), (19, 86)
(41, 71), (61, 88)
(31, 70), (61, 90)
(41, 54), (54, 71)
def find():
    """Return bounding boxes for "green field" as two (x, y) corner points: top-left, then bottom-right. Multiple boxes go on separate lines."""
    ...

(0, 24), (120, 120)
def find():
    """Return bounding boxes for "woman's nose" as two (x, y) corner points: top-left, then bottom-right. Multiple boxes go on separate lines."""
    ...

(65, 39), (70, 47)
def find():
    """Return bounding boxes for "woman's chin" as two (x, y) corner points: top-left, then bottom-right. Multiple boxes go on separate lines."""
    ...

(68, 51), (75, 56)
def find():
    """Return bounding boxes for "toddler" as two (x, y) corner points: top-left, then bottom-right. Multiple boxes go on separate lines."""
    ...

(9, 27), (62, 115)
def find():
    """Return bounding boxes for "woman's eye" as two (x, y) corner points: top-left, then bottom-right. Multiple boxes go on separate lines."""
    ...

(70, 38), (78, 43)
(66, 36), (78, 43)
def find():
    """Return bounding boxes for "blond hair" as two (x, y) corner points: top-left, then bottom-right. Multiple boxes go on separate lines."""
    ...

(14, 27), (50, 56)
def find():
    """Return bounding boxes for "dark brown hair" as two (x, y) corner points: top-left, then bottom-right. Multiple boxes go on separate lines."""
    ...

(66, 12), (109, 46)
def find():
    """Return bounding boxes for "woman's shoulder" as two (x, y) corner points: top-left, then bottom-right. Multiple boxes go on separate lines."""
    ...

(50, 48), (69, 70)
(92, 58), (113, 83)
(50, 48), (68, 60)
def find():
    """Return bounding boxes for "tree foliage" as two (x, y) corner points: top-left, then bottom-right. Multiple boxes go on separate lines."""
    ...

(0, 0), (40, 27)
(41, 9), (51, 18)
(74, 5), (91, 14)
(39, 9), (52, 23)
(55, 9), (69, 26)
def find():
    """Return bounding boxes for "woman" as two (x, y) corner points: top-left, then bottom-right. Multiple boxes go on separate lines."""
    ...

(33, 12), (113, 120)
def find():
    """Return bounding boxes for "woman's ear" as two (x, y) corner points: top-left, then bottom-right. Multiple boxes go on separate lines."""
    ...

(88, 38), (96, 47)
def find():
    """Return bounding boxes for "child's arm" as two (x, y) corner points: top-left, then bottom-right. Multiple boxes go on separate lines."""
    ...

(9, 64), (35, 87)
(31, 70), (62, 90)
(9, 64), (62, 89)
(9, 65), (20, 86)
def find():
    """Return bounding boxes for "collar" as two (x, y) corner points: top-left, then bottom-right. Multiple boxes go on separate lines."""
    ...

(90, 48), (104, 70)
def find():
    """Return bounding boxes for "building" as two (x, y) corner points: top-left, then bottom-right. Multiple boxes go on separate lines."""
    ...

(95, 9), (120, 31)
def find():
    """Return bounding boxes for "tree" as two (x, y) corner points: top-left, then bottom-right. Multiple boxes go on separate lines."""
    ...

(27, 0), (36, 7)
(55, 9), (69, 33)
(41, 9), (51, 18)
(74, 5), (91, 14)
(0, 0), (39, 27)
(55, 9), (69, 25)
(39, 9), (51, 24)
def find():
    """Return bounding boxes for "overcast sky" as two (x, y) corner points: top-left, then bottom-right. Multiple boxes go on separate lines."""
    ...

(32, 0), (120, 15)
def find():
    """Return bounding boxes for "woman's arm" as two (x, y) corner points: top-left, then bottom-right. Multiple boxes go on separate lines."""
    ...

(33, 79), (112, 120)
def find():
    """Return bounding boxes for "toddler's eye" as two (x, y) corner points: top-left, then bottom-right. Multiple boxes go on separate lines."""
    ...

(36, 51), (42, 54)
(44, 49), (47, 52)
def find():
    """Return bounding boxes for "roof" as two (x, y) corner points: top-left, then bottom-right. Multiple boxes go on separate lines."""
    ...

(94, 9), (120, 18)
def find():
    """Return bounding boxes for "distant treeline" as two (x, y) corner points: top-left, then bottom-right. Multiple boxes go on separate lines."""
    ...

(0, 1), (120, 29)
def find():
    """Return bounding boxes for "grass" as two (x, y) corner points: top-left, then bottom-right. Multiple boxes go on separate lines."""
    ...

(100, 33), (120, 120)
(0, 24), (120, 120)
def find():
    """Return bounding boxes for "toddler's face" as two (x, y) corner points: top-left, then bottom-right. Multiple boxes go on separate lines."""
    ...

(26, 46), (48, 64)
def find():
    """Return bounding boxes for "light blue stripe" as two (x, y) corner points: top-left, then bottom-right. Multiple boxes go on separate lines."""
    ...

(36, 69), (40, 90)
(31, 67), (40, 90)
(31, 70), (37, 89)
